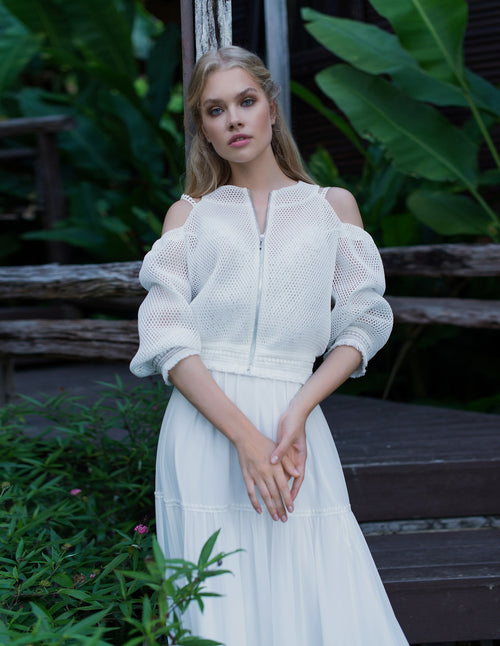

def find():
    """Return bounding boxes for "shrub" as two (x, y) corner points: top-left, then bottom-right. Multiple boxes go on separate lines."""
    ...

(0, 379), (234, 645)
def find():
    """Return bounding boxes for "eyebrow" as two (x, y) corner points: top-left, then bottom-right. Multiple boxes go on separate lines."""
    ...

(202, 87), (259, 107)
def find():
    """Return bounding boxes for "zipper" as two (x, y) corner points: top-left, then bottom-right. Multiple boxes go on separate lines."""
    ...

(247, 190), (272, 372)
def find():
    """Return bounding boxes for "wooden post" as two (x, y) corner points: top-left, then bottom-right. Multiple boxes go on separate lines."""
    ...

(180, 0), (232, 159)
(194, 0), (232, 59)
(37, 132), (67, 263)
(264, 0), (291, 125)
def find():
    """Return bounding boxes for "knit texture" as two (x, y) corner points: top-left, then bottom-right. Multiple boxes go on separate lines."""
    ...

(130, 182), (393, 384)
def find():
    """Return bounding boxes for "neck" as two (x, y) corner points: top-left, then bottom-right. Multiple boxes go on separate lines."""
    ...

(228, 149), (296, 195)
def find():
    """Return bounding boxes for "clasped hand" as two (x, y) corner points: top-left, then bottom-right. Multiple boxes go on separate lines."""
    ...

(235, 407), (307, 522)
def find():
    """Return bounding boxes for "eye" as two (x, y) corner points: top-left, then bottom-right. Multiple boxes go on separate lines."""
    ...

(242, 97), (255, 107)
(208, 106), (222, 117)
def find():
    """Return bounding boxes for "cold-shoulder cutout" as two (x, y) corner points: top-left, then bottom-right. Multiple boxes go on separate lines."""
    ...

(162, 199), (195, 235)
(325, 187), (364, 229)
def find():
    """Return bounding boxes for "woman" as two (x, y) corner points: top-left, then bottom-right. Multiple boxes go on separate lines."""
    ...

(131, 46), (408, 645)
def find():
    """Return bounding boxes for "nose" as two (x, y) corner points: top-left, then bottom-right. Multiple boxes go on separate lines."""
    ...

(227, 107), (243, 129)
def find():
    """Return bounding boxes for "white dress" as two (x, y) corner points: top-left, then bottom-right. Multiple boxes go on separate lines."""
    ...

(131, 182), (408, 645)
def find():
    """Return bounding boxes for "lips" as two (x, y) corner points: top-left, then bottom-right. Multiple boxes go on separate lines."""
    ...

(228, 134), (251, 146)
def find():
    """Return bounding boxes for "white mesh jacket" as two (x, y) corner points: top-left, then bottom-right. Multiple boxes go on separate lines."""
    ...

(130, 182), (393, 385)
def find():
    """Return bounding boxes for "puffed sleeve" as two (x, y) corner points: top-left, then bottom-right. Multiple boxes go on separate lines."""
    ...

(129, 227), (201, 384)
(325, 223), (393, 378)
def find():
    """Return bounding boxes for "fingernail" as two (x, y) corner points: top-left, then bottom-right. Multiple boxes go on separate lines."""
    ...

(271, 456), (278, 464)
(273, 514), (279, 521)
(288, 505), (294, 513)
(281, 515), (287, 523)
(257, 508), (262, 514)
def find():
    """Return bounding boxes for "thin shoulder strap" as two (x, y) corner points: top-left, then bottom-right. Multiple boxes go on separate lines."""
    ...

(180, 193), (198, 207)
(318, 186), (329, 199)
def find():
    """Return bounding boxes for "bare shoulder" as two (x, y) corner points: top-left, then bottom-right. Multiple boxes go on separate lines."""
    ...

(162, 198), (197, 234)
(325, 187), (364, 229)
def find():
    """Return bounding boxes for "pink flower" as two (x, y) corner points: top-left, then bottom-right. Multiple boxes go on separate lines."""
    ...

(134, 524), (148, 535)
(70, 489), (82, 496)
(89, 573), (96, 578)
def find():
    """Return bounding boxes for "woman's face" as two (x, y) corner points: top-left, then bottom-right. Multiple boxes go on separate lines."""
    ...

(200, 67), (276, 167)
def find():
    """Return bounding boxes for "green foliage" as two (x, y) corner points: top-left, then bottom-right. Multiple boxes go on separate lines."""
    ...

(0, 379), (234, 644)
(298, 1), (500, 242)
(0, 0), (184, 263)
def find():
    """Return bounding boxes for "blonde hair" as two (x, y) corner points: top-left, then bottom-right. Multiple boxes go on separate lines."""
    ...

(184, 46), (314, 197)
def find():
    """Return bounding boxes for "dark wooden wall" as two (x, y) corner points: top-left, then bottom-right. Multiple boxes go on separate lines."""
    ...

(232, 0), (500, 176)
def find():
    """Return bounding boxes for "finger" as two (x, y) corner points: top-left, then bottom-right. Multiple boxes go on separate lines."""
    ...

(275, 471), (294, 514)
(257, 480), (280, 521)
(282, 454), (300, 479)
(270, 435), (294, 465)
(244, 478), (262, 514)
(290, 472), (305, 501)
(264, 477), (287, 522)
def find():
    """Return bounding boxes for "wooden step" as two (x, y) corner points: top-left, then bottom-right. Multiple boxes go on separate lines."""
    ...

(322, 394), (500, 521)
(367, 528), (500, 643)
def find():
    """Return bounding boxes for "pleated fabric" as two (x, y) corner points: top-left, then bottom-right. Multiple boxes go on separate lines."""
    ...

(155, 370), (408, 646)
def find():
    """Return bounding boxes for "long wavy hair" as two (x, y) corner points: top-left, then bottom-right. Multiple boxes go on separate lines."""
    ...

(184, 46), (314, 197)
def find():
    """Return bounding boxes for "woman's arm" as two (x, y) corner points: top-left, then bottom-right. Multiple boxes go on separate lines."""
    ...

(270, 187), (382, 491)
(270, 346), (362, 498)
(169, 355), (298, 521)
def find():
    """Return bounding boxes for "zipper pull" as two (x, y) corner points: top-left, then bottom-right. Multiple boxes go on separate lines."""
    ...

(259, 234), (265, 250)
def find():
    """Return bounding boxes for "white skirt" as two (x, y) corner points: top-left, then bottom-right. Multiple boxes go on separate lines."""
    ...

(155, 369), (408, 646)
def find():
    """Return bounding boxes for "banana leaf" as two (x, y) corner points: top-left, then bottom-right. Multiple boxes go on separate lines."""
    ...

(407, 189), (496, 237)
(301, 7), (500, 117)
(290, 80), (368, 159)
(146, 23), (180, 122)
(369, 0), (467, 84)
(0, 8), (40, 98)
(2, 0), (136, 80)
(315, 64), (478, 186)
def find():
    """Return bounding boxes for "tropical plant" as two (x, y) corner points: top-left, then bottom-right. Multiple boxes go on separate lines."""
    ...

(0, 379), (234, 644)
(296, 0), (500, 241)
(0, 0), (184, 263)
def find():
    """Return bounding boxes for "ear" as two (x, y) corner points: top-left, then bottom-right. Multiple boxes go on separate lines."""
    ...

(270, 100), (277, 126)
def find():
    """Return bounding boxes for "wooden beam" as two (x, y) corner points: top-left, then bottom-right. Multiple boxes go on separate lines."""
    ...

(264, 0), (291, 125)
(0, 115), (75, 137)
(0, 262), (143, 301)
(380, 243), (500, 277)
(387, 296), (500, 329)
(1, 244), (499, 301)
(0, 320), (139, 360)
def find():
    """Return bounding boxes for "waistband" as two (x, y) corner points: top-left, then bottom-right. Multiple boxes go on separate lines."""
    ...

(200, 344), (313, 385)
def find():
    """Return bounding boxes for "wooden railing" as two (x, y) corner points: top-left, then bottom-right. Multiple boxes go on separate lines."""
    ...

(1, 242), (499, 361)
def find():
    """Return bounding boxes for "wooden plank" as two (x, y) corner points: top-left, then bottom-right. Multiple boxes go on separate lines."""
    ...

(367, 529), (500, 642)
(345, 460), (500, 520)
(0, 115), (75, 137)
(322, 393), (500, 520)
(380, 243), (500, 277)
(388, 295), (500, 328)
(0, 320), (138, 360)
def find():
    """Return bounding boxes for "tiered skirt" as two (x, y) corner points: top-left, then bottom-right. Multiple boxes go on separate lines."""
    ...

(155, 369), (408, 646)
